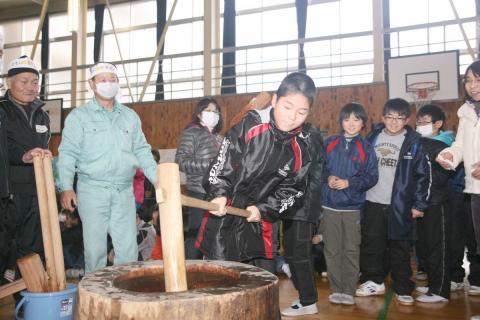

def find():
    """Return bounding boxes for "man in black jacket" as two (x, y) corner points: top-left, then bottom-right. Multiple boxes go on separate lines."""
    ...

(0, 107), (13, 282)
(1, 56), (51, 276)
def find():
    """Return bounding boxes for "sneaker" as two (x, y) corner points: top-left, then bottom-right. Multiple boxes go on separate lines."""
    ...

(3, 269), (15, 282)
(416, 293), (448, 303)
(341, 294), (355, 305)
(281, 263), (292, 278)
(356, 281), (386, 296)
(451, 281), (465, 291)
(415, 271), (428, 281)
(328, 293), (342, 304)
(468, 285), (480, 296)
(471, 315), (480, 320)
(415, 286), (429, 294)
(66, 268), (85, 279)
(281, 302), (318, 316)
(396, 294), (414, 306)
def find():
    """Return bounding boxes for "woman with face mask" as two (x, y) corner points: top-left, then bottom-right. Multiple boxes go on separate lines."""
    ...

(175, 98), (223, 259)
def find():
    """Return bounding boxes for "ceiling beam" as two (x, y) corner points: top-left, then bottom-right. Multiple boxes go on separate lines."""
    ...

(0, 0), (132, 23)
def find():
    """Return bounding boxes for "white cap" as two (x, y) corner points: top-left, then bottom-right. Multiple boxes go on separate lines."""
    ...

(89, 62), (118, 79)
(7, 55), (39, 77)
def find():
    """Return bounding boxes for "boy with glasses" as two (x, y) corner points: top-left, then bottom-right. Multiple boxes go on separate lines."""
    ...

(356, 98), (430, 306)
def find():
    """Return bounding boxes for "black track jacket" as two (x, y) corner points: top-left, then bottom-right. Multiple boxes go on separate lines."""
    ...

(196, 107), (323, 261)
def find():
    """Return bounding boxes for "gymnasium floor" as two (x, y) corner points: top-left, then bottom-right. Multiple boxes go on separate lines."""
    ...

(1, 272), (479, 320)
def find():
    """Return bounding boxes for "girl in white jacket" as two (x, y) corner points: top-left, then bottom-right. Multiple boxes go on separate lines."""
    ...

(438, 60), (480, 296)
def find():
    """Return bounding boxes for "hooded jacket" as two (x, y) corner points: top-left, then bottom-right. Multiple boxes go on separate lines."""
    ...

(322, 134), (378, 210)
(367, 124), (430, 240)
(0, 90), (49, 195)
(175, 123), (222, 194)
(442, 101), (480, 194)
(196, 107), (319, 261)
(420, 131), (455, 205)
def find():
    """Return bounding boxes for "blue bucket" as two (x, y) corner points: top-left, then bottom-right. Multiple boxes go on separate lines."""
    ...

(15, 283), (77, 320)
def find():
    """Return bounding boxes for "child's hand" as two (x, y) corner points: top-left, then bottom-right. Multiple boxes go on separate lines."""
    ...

(411, 208), (424, 219)
(472, 161), (480, 180)
(329, 176), (349, 190)
(246, 205), (261, 222)
(327, 176), (339, 188)
(436, 152), (454, 170)
(312, 234), (322, 244)
(209, 197), (227, 216)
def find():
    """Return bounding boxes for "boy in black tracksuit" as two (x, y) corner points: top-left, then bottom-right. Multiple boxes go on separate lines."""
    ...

(197, 73), (323, 317)
(414, 104), (454, 302)
(356, 98), (430, 306)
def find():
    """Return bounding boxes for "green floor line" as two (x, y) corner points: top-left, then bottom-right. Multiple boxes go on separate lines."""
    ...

(377, 287), (394, 320)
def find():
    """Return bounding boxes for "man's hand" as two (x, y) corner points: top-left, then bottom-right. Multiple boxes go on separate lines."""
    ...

(411, 208), (424, 219)
(209, 197), (227, 216)
(61, 190), (77, 212)
(436, 151), (454, 170)
(472, 161), (480, 180)
(246, 205), (261, 222)
(22, 148), (52, 163)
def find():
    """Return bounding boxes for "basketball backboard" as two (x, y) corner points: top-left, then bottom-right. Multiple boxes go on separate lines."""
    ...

(387, 50), (459, 104)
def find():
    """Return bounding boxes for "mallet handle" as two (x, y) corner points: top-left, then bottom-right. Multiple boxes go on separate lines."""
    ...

(180, 195), (251, 218)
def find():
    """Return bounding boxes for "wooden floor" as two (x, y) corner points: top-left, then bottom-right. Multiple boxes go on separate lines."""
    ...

(1, 274), (479, 319)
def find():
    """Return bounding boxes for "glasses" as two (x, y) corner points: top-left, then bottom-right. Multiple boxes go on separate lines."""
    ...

(384, 115), (407, 122)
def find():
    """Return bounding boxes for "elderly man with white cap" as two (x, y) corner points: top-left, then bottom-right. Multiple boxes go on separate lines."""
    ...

(0, 55), (52, 279)
(57, 62), (158, 273)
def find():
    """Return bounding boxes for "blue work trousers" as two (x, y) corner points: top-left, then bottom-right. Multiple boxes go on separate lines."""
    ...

(77, 181), (137, 273)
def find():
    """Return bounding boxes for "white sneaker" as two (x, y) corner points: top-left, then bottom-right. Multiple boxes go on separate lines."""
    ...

(355, 281), (386, 296)
(415, 286), (428, 294)
(415, 271), (428, 281)
(281, 263), (292, 278)
(281, 302), (318, 316)
(468, 285), (480, 296)
(3, 269), (15, 282)
(341, 294), (355, 305)
(416, 293), (448, 303)
(451, 281), (465, 291)
(328, 293), (342, 304)
(396, 294), (414, 306)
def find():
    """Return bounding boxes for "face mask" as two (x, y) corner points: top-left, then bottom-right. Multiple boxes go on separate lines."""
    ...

(416, 124), (434, 137)
(201, 111), (220, 129)
(96, 82), (120, 99)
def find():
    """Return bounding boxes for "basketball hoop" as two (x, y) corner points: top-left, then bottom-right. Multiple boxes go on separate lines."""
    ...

(406, 81), (439, 111)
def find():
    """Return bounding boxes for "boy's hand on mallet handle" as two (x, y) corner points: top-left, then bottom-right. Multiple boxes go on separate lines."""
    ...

(246, 205), (261, 222)
(436, 151), (454, 170)
(209, 196), (227, 216)
(411, 208), (424, 219)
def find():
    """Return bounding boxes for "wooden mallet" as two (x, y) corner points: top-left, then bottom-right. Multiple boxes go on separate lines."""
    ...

(155, 163), (252, 293)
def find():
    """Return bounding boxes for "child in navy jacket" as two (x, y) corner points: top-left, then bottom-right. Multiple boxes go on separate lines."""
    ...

(321, 103), (378, 305)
